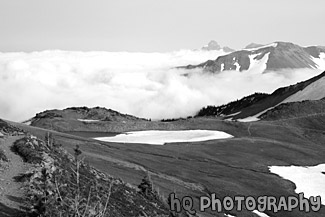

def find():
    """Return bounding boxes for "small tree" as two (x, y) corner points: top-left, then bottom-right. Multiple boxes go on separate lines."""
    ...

(138, 171), (153, 197)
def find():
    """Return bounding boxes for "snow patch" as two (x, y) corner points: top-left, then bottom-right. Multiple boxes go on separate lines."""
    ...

(221, 63), (225, 71)
(242, 43), (277, 51)
(94, 130), (233, 145)
(311, 52), (325, 70)
(248, 53), (259, 69)
(269, 164), (325, 205)
(234, 62), (240, 71)
(252, 210), (270, 217)
(226, 111), (241, 117)
(23, 121), (32, 125)
(77, 119), (100, 122)
(247, 52), (270, 73)
(236, 104), (278, 122)
(237, 116), (260, 122)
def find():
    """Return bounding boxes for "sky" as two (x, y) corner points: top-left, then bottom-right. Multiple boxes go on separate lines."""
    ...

(0, 0), (324, 52)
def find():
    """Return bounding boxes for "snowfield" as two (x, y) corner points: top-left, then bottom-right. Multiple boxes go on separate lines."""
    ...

(269, 164), (325, 205)
(243, 43), (277, 51)
(77, 119), (100, 122)
(94, 130), (233, 145)
(311, 52), (325, 70)
(23, 121), (32, 125)
(252, 210), (270, 217)
(237, 116), (260, 122)
(247, 52), (270, 73)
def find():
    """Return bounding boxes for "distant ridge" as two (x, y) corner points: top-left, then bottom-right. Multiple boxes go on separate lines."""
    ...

(185, 41), (325, 73)
(197, 71), (325, 121)
(202, 40), (235, 52)
(244, 43), (264, 49)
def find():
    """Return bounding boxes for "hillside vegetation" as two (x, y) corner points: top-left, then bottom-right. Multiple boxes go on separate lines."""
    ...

(11, 134), (171, 217)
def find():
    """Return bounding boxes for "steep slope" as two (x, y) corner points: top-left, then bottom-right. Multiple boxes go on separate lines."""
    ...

(196, 93), (268, 117)
(260, 98), (325, 121)
(282, 75), (325, 103)
(185, 42), (325, 73)
(197, 71), (325, 120)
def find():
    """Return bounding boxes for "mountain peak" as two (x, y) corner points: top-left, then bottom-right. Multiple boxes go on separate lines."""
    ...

(188, 41), (325, 73)
(202, 40), (221, 50)
(202, 40), (235, 52)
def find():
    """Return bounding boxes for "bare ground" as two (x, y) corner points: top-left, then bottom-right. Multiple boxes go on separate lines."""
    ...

(0, 136), (31, 217)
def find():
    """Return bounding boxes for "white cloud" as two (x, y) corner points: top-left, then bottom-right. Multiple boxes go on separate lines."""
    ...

(0, 50), (322, 122)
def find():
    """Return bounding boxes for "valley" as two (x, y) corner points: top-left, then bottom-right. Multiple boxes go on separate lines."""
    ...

(6, 107), (325, 216)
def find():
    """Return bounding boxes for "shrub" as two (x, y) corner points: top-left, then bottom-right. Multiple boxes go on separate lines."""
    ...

(12, 137), (43, 164)
(0, 148), (9, 162)
(138, 172), (154, 197)
(27, 145), (112, 217)
(16, 135), (169, 217)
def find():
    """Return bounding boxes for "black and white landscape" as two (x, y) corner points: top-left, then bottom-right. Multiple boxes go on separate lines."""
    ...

(0, 1), (325, 217)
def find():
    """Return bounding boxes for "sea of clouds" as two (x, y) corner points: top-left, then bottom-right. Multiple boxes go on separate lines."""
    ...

(0, 50), (322, 122)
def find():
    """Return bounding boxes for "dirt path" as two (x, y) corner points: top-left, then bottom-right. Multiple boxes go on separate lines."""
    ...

(0, 136), (31, 217)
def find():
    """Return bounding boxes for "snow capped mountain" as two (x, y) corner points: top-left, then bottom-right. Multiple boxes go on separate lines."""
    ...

(186, 42), (325, 73)
(202, 40), (235, 53)
(202, 40), (221, 50)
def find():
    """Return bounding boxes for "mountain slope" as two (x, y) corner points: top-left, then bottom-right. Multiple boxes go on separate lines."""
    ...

(185, 42), (325, 73)
(0, 127), (170, 217)
(244, 43), (265, 49)
(260, 98), (325, 121)
(197, 71), (325, 120)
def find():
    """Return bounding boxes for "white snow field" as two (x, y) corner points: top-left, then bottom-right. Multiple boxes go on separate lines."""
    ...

(269, 164), (325, 205)
(94, 130), (233, 145)
(77, 119), (100, 122)
(311, 52), (325, 70)
(224, 210), (270, 217)
(237, 116), (260, 122)
(243, 43), (278, 51)
(252, 210), (270, 217)
(247, 52), (270, 74)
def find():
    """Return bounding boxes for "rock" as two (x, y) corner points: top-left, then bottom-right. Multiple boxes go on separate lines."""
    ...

(32, 140), (39, 148)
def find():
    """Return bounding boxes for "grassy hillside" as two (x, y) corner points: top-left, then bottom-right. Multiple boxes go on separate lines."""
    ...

(10, 134), (171, 217)
(196, 71), (325, 120)
(8, 114), (325, 217)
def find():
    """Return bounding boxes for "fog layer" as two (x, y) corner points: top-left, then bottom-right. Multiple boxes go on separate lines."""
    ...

(0, 50), (321, 121)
